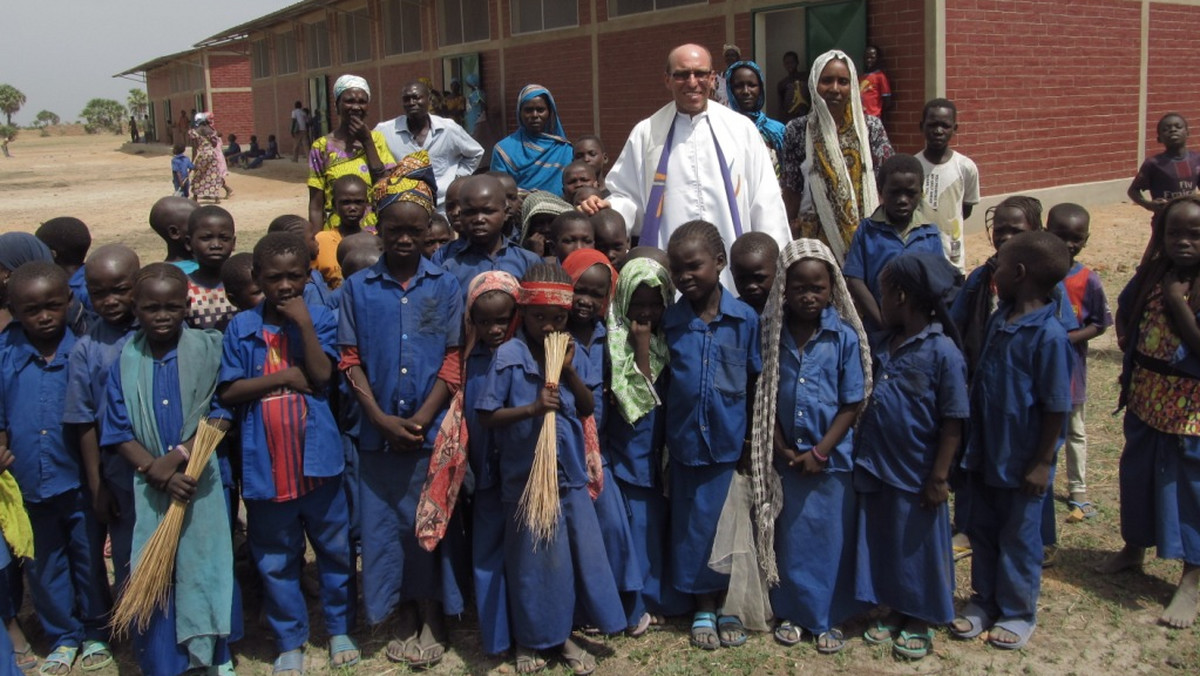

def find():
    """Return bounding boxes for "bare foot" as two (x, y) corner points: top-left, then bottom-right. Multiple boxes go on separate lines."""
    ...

(1096, 545), (1145, 574)
(988, 626), (1021, 646)
(1161, 565), (1200, 629)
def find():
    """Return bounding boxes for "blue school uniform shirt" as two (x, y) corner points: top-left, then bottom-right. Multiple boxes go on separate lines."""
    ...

(572, 320), (608, 429)
(171, 154), (194, 190)
(663, 287), (762, 466)
(337, 256), (464, 452)
(68, 267), (92, 312)
(775, 305), (866, 472)
(100, 347), (185, 455)
(855, 322), (969, 493)
(214, 302), (344, 500)
(476, 330), (589, 503)
(950, 261), (1081, 334)
(605, 378), (665, 488)
(961, 302), (1073, 488)
(301, 269), (331, 309)
(843, 213), (944, 305)
(62, 318), (135, 489)
(464, 343), (500, 491)
(0, 327), (81, 502)
(432, 239), (542, 296)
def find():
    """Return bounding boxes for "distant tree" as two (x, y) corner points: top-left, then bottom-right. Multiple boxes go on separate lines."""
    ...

(31, 110), (60, 135)
(0, 84), (26, 126)
(127, 88), (148, 118)
(80, 98), (125, 134)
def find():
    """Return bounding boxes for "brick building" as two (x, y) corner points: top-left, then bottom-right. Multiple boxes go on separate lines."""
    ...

(117, 42), (254, 147)
(132, 0), (1200, 202)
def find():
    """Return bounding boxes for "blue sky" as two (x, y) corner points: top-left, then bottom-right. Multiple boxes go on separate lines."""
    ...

(1, 0), (290, 124)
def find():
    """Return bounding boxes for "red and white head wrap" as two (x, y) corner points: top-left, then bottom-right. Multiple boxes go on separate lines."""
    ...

(518, 281), (574, 308)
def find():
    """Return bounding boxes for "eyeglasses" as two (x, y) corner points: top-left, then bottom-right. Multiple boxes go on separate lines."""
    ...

(670, 69), (713, 82)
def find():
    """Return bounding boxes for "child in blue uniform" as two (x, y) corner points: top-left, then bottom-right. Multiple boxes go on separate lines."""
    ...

(215, 233), (355, 673)
(563, 249), (647, 633)
(267, 214), (331, 307)
(748, 239), (867, 655)
(844, 154), (945, 331)
(338, 152), (464, 669)
(63, 244), (140, 594)
(0, 262), (112, 674)
(662, 220), (761, 651)
(101, 262), (239, 676)
(36, 217), (93, 314)
(1101, 195), (1200, 629)
(855, 252), (968, 660)
(477, 263), (625, 675)
(433, 174), (543, 294)
(605, 257), (690, 626)
(953, 231), (1073, 650)
(729, 232), (778, 315)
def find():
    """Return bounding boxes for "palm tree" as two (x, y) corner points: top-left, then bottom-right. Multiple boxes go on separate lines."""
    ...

(127, 88), (148, 118)
(0, 84), (27, 126)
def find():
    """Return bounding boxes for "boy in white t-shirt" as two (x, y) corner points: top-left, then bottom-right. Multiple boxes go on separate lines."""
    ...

(916, 98), (979, 272)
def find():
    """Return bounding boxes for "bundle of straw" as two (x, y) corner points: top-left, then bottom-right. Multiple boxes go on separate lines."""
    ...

(517, 332), (571, 545)
(111, 419), (226, 637)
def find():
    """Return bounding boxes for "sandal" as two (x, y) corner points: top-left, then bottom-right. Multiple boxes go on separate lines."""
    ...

(627, 612), (652, 638)
(271, 648), (304, 675)
(893, 627), (935, 660)
(80, 640), (113, 672)
(987, 618), (1036, 650)
(384, 638), (412, 663)
(561, 644), (596, 676)
(328, 634), (360, 668)
(717, 613), (747, 648)
(816, 628), (847, 654)
(38, 645), (77, 676)
(515, 647), (547, 674)
(1066, 500), (1097, 523)
(13, 644), (37, 673)
(950, 601), (994, 639)
(689, 611), (718, 650)
(404, 636), (445, 669)
(863, 617), (902, 646)
(773, 620), (803, 646)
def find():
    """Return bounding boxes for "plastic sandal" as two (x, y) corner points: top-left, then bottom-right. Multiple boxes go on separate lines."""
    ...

(13, 644), (37, 673)
(717, 613), (747, 648)
(626, 612), (652, 638)
(893, 627), (935, 660)
(37, 645), (77, 676)
(988, 618), (1036, 650)
(271, 648), (304, 675)
(951, 601), (994, 639)
(773, 620), (803, 646)
(561, 646), (596, 676)
(1066, 500), (1097, 523)
(404, 638), (445, 670)
(328, 634), (360, 668)
(863, 617), (901, 646)
(816, 628), (848, 654)
(515, 648), (547, 674)
(690, 611), (719, 650)
(80, 640), (113, 672)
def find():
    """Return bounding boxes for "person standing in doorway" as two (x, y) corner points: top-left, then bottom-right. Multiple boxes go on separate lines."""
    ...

(291, 101), (309, 163)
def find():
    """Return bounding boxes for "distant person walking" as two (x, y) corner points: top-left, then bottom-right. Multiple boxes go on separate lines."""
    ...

(291, 101), (309, 162)
(129, 116), (139, 143)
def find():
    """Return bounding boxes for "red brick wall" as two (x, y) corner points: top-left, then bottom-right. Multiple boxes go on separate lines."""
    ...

(503, 36), (595, 139)
(946, 0), (1140, 195)
(210, 91), (255, 144)
(1145, 3), (1200, 154)
(867, 0), (926, 153)
(209, 53), (251, 90)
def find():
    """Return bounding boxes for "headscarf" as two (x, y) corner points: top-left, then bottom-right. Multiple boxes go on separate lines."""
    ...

(333, 74), (371, 103)
(0, 232), (53, 271)
(724, 60), (786, 151)
(881, 252), (963, 349)
(606, 258), (674, 424)
(804, 49), (879, 263)
(750, 238), (871, 585)
(562, 249), (617, 316)
(193, 112), (212, 126)
(518, 280), (574, 308)
(519, 190), (573, 242)
(370, 150), (437, 215)
(416, 272), (521, 551)
(492, 85), (573, 193)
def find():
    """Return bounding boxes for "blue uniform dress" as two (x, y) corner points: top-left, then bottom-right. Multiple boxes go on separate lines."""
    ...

(842, 214), (944, 317)
(68, 267), (92, 313)
(338, 257), (466, 623)
(662, 288), (761, 595)
(0, 327), (110, 650)
(101, 348), (242, 675)
(62, 318), (136, 590)
(476, 330), (626, 649)
(463, 344), (513, 655)
(854, 323), (969, 624)
(572, 320), (643, 623)
(323, 288), (364, 547)
(769, 306), (866, 633)
(432, 239), (543, 298)
(961, 302), (1072, 625)
(303, 269), (332, 308)
(215, 303), (351, 652)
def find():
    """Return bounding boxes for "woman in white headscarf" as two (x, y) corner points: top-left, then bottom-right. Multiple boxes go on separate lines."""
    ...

(780, 50), (894, 263)
(307, 74), (398, 232)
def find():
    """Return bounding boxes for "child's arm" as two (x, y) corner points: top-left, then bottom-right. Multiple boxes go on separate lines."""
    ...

(277, 297), (333, 388)
(1163, 269), (1200, 356)
(343, 364), (425, 450)
(631, 320), (654, 381)
(560, 341), (595, 418)
(1127, 174), (1165, 213)
(921, 418), (963, 508)
(792, 403), (859, 474)
(219, 367), (312, 405)
(1022, 410), (1067, 496)
(846, 277), (882, 329)
(479, 386), (559, 428)
(409, 378), (452, 436)
(115, 439), (196, 503)
(1067, 323), (1104, 345)
(77, 423), (116, 523)
(0, 431), (9, 473)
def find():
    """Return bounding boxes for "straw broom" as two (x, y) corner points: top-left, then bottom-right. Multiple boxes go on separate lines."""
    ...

(110, 419), (226, 637)
(517, 332), (571, 546)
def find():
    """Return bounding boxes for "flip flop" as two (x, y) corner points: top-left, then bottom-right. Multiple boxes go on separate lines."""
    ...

(690, 611), (718, 650)
(950, 601), (994, 639)
(815, 628), (847, 654)
(385, 638), (412, 663)
(13, 643), (37, 673)
(1066, 500), (1097, 523)
(893, 627), (935, 660)
(988, 618), (1036, 650)
(863, 617), (902, 646)
(271, 648), (304, 676)
(717, 613), (747, 648)
(774, 620), (803, 646)
(627, 612), (652, 638)
(515, 647), (547, 674)
(404, 637), (445, 670)
(328, 634), (360, 668)
(80, 640), (113, 672)
(38, 645), (77, 676)
(560, 646), (596, 676)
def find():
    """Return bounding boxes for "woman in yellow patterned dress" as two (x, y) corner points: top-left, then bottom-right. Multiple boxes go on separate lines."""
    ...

(307, 74), (397, 232)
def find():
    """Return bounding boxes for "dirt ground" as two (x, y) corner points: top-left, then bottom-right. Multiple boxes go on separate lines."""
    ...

(0, 134), (1195, 675)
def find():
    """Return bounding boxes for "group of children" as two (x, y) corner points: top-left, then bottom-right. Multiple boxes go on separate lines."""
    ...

(0, 100), (1197, 676)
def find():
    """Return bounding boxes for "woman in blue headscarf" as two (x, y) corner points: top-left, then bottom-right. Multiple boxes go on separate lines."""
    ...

(725, 60), (787, 180)
(490, 84), (573, 193)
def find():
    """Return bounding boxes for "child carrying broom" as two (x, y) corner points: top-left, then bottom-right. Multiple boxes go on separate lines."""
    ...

(101, 263), (239, 676)
(477, 263), (625, 676)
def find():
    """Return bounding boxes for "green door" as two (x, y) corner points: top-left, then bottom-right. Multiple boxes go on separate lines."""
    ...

(805, 0), (868, 72)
